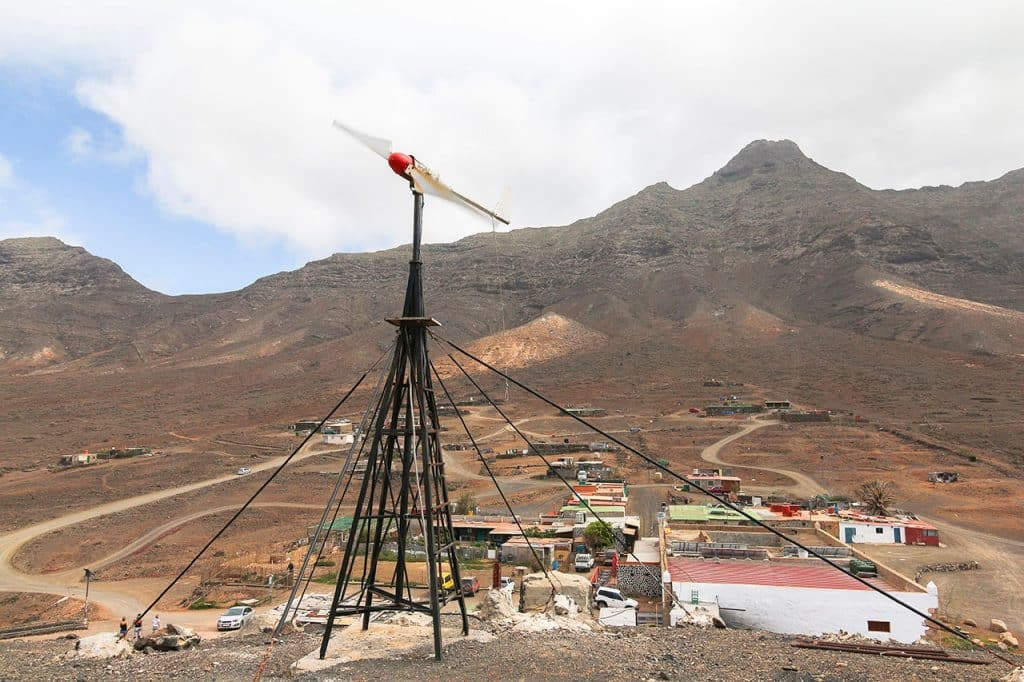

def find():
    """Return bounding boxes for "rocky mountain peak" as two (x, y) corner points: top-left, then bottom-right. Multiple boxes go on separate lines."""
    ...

(0, 236), (152, 294)
(713, 139), (813, 181)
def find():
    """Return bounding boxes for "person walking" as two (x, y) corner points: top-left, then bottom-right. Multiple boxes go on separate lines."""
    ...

(132, 613), (143, 640)
(118, 617), (128, 640)
(151, 614), (161, 633)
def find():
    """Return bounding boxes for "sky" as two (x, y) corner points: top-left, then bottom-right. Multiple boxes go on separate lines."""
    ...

(1, 2), (1022, 295)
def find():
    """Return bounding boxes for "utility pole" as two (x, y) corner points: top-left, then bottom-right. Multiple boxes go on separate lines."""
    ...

(83, 568), (94, 624)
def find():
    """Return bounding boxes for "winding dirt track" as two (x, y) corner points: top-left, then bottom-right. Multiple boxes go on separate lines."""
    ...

(699, 417), (828, 498)
(4, 415), (1021, 632)
(0, 440), (328, 615)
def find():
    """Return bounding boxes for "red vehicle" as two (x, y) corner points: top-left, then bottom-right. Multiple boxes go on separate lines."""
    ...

(461, 576), (480, 596)
(688, 408), (701, 414)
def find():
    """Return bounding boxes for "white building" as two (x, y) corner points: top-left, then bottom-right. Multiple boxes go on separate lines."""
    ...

(666, 557), (937, 643)
(839, 519), (902, 544)
(323, 433), (354, 446)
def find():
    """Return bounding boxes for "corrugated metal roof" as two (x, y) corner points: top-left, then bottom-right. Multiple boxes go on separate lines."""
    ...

(667, 557), (897, 592)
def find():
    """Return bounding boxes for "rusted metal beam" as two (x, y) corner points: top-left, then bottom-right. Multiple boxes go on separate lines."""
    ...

(792, 638), (990, 664)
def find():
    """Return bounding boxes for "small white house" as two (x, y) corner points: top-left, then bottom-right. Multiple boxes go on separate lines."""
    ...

(666, 557), (937, 643)
(839, 520), (901, 545)
(323, 433), (354, 446)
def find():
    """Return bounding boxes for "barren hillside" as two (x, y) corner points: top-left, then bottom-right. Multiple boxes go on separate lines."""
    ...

(1, 139), (1022, 467)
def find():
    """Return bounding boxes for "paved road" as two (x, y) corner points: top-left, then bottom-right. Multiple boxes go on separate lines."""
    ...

(0, 439), (330, 616)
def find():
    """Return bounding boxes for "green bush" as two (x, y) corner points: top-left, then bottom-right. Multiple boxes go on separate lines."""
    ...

(313, 572), (338, 584)
(188, 599), (219, 610)
(315, 559), (335, 567)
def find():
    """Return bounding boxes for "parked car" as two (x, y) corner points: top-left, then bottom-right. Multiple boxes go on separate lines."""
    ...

(499, 576), (515, 592)
(461, 576), (480, 596)
(236, 467), (251, 476)
(217, 605), (255, 630)
(593, 586), (638, 610)
(440, 572), (456, 592)
(574, 553), (595, 572)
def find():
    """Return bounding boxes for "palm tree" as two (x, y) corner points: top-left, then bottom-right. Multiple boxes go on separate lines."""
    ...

(857, 480), (896, 516)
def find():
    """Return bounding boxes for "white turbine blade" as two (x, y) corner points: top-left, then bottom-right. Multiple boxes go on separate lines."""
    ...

(332, 120), (392, 159)
(410, 165), (510, 225)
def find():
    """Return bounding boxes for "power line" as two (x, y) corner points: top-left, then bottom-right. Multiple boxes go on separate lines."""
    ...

(440, 347), (690, 612)
(430, 331), (1009, 663)
(137, 349), (389, 623)
(429, 358), (558, 595)
(273, 345), (394, 636)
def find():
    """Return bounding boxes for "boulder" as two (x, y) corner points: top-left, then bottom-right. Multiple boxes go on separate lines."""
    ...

(520, 572), (591, 613)
(132, 636), (156, 651)
(72, 632), (132, 659)
(1000, 667), (1024, 682)
(999, 632), (1019, 648)
(166, 624), (196, 638)
(128, 623), (202, 652)
(962, 618), (977, 627)
(991, 619), (1009, 633)
(478, 587), (518, 621)
(553, 594), (578, 616)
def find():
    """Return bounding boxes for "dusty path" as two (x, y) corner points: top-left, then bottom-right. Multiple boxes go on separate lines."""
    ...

(0, 440), (329, 615)
(700, 417), (828, 498)
(694, 418), (1024, 631)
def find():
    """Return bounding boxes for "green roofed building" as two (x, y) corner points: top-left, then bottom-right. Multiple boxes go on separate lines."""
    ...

(668, 505), (760, 526)
(306, 517), (354, 547)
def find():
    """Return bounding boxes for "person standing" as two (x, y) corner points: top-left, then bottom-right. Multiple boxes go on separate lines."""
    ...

(118, 617), (128, 640)
(151, 614), (161, 633)
(132, 613), (143, 640)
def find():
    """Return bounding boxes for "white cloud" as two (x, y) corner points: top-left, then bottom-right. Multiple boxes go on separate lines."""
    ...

(0, 151), (77, 242)
(3, 3), (1024, 256)
(64, 127), (94, 160)
(0, 207), (72, 241)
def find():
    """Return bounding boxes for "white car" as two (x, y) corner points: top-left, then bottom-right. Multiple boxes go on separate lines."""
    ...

(236, 467), (251, 476)
(217, 605), (254, 630)
(574, 553), (595, 572)
(594, 586), (638, 610)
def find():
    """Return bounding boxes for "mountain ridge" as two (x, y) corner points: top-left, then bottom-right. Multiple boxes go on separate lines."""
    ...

(1, 138), (1022, 373)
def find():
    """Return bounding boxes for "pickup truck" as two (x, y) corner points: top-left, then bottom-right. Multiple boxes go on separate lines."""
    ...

(574, 553), (595, 572)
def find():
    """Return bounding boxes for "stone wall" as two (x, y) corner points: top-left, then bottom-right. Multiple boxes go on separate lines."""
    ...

(616, 563), (662, 598)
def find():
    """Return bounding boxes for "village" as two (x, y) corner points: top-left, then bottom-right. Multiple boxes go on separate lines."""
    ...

(6, 381), (1015, 678)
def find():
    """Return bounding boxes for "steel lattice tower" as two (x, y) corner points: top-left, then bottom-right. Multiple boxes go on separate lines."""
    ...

(319, 188), (468, 661)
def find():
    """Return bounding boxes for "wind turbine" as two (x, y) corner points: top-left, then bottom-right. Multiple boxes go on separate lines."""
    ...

(314, 121), (510, 661)
(332, 121), (509, 225)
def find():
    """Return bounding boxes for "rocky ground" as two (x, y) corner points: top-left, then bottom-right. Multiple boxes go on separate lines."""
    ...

(0, 626), (1017, 681)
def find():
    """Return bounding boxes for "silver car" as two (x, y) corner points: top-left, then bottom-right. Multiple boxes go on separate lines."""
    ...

(217, 605), (254, 630)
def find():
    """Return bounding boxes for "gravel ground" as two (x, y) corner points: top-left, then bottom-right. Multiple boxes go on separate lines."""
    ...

(0, 627), (1016, 681)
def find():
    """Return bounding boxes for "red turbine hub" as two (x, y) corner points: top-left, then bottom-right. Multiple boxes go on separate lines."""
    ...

(387, 152), (413, 178)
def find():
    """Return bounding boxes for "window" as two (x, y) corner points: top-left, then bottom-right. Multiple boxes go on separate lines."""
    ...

(867, 620), (891, 633)
(875, 527), (884, 534)
(924, 530), (938, 537)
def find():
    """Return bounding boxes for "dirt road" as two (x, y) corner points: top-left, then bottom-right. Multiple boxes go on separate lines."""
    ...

(700, 417), (827, 498)
(0, 440), (329, 616)
(694, 418), (1024, 632)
